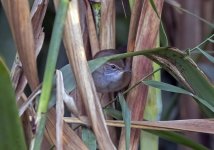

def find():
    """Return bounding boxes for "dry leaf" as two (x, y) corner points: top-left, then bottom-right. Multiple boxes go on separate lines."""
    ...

(64, 117), (214, 134)
(53, 0), (116, 149)
(99, 0), (116, 49)
(1, 0), (39, 90)
(119, 0), (164, 150)
(46, 108), (88, 150)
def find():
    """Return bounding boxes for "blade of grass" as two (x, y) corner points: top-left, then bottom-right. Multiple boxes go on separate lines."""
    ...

(0, 58), (27, 150)
(118, 93), (131, 150)
(148, 130), (209, 150)
(30, 0), (69, 149)
(143, 80), (190, 95)
(197, 47), (214, 64)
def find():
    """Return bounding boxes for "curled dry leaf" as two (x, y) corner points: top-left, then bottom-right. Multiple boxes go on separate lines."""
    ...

(1, 0), (39, 90)
(56, 70), (64, 150)
(10, 0), (48, 99)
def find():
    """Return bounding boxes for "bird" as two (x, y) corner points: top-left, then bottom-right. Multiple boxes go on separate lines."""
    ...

(92, 49), (131, 93)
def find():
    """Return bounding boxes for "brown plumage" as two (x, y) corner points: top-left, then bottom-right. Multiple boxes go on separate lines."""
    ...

(92, 49), (131, 93)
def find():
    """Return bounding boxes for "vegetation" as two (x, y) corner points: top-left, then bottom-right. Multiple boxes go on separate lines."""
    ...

(0, 0), (214, 149)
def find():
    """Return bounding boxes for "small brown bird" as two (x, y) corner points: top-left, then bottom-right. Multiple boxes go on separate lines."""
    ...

(92, 49), (131, 93)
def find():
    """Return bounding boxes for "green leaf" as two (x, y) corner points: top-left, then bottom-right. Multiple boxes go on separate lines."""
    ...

(143, 80), (190, 95)
(118, 93), (131, 150)
(148, 130), (209, 150)
(0, 58), (27, 150)
(208, 38), (214, 43)
(104, 107), (123, 120)
(159, 22), (168, 47)
(143, 48), (214, 116)
(197, 48), (214, 64)
(32, 0), (70, 149)
(190, 34), (214, 52)
(91, 2), (101, 35)
(143, 80), (214, 113)
(149, 0), (160, 18)
(140, 131), (158, 150)
(82, 127), (97, 150)
(128, 0), (135, 10)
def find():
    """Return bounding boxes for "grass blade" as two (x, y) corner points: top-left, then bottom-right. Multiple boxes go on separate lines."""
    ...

(30, 0), (69, 149)
(143, 80), (190, 95)
(148, 130), (209, 150)
(118, 93), (131, 150)
(197, 48), (214, 64)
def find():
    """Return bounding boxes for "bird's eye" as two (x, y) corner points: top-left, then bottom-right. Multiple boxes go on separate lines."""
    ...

(111, 64), (117, 69)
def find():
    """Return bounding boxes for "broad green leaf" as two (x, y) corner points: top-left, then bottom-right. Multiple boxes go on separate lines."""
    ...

(0, 58), (27, 150)
(118, 93), (131, 150)
(143, 80), (214, 113)
(82, 127), (97, 150)
(148, 130), (209, 150)
(143, 47), (214, 116)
